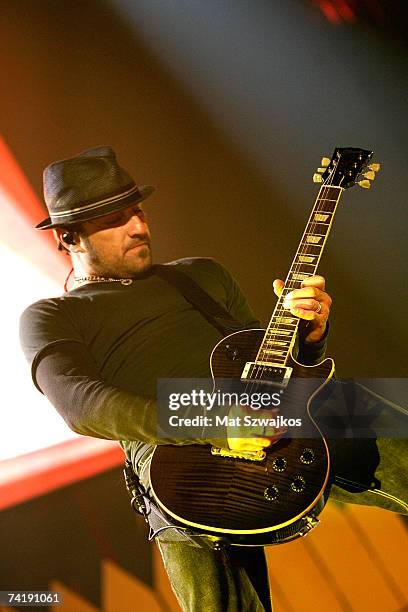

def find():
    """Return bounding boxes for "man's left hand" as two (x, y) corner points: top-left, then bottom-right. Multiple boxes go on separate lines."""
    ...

(273, 275), (332, 343)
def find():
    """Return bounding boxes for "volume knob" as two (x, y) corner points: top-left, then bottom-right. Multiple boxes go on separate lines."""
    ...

(272, 457), (287, 472)
(291, 476), (306, 493)
(300, 448), (315, 465)
(264, 485), (279, 501)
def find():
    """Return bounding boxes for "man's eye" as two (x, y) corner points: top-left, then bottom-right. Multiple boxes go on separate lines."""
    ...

(101, 213), (124, 226)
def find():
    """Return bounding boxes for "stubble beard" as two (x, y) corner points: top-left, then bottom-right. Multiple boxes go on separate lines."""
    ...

(82, 240), (153, 279)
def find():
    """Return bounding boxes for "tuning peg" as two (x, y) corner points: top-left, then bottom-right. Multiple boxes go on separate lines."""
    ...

(358, 179), (371, 189)
(368, 163), (381, 172)
(363, 170), (375, 180)
(321, 157), (330, 167)
(317, 167), (327, 173)
(313, 173), (323, 183)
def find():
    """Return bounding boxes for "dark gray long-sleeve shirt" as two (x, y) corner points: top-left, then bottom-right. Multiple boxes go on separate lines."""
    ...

(20, 257), (328, 467)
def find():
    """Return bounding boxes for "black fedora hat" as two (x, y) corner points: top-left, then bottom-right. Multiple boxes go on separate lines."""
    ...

(36, 145), (155, 230)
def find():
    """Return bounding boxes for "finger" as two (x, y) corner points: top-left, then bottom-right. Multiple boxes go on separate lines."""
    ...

(289, 307), (322, 321)
(231, 438), (271, 450)
(272, 279), (285, 297)
(285, 287), (331, 305)
(251, 437), (273, 447)
(284, 298), (325, 313)
(301, 275), (326, 291)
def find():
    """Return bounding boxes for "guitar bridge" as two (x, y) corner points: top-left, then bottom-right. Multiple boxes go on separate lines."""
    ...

(241, 363), (293, 388)
(211, 446), (266, 462)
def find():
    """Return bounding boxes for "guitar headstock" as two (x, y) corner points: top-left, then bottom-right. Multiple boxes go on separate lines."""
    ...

(313, 147), (380, 189)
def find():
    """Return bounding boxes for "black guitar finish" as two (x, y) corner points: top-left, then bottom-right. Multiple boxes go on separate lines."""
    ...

(150, 330), (334, 545)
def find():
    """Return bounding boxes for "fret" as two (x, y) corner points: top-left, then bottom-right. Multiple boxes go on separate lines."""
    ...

(264, 334), (291, 341)
(305, 223), (330, 234)
(290, 272), (311, 281)
(266, 329), (292, 336)
(280, 280), (303, 289)
(259, 349), (287, 356)
(306, 219), (330, 228)
(264, 340), (290, 347)
(276, 288), (292, 295)
(289, 263), (315, 274)
(272, 316), (298, 325)
(318, 185), (342, 192)
(266, 327), (297, 336)
(298, 243), (322, 255)
(277, 288), (292, 296)
(255, 358), (286, 366)
(316, 186), (342, 199)
(313, 200), (337, 212)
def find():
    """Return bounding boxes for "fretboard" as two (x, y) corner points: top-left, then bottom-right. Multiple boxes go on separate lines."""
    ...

(256, 185), (343, 366)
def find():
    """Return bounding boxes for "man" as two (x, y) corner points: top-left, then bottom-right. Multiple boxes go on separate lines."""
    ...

(20, 146), (405, 611)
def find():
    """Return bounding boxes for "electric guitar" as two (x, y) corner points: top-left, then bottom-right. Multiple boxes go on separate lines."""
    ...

(149, 147), (379, 546)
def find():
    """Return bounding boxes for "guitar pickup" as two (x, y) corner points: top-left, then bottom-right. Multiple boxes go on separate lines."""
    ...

(240, 362), (293, 389)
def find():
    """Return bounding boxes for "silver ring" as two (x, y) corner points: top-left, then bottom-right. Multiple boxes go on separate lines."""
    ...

(315, 301), (322, 314)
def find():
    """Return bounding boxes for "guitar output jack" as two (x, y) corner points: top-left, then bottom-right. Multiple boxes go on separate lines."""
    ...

(264, 485), (279, 501)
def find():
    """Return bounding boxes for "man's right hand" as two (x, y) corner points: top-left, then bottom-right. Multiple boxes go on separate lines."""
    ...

(226, 405), (287, 452)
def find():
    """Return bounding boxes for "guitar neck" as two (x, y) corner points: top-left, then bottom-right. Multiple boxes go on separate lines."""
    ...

(257, 185), (344, 366)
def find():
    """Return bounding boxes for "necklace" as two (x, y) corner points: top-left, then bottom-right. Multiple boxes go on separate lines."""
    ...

(74, 275), (133, 286)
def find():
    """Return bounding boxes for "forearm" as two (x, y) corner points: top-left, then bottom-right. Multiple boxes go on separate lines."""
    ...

(35, 343), (228, 448)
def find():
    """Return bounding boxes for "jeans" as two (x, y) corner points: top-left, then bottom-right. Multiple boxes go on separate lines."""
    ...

(156, 539), (272, 612)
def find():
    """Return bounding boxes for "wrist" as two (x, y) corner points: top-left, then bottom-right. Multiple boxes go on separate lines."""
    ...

(303, 321), (327, 343)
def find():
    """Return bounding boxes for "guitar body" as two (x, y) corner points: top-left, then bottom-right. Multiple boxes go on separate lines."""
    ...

(149, 147), (376, 546)
(150, 329), (334, 546)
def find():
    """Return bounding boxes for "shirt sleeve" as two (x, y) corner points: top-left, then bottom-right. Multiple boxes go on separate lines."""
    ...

(19, 300), (229, 449)
(295, 320), (330, 365)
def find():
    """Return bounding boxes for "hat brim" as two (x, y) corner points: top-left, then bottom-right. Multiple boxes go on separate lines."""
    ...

(35, 185), (155, 230)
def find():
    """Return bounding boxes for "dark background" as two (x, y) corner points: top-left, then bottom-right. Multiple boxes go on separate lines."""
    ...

(1, 0), (407, 378)
(0, 468), (148, 604)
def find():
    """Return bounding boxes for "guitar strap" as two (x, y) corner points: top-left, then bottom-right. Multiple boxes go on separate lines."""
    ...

(124, 263), (248, 540)
(153, 263), (245, 336)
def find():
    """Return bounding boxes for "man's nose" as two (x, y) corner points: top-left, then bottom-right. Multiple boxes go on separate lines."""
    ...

(127, 212), (147, 235)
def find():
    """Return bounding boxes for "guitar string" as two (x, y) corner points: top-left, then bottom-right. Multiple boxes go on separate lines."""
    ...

(244, 155), (343, 435)
(243, 164), (339, 393)
(264, 165), (342, 381)
(238, 152), (355, 441)
(260, 157), (341, 364)
(254, 169), (335, 369)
